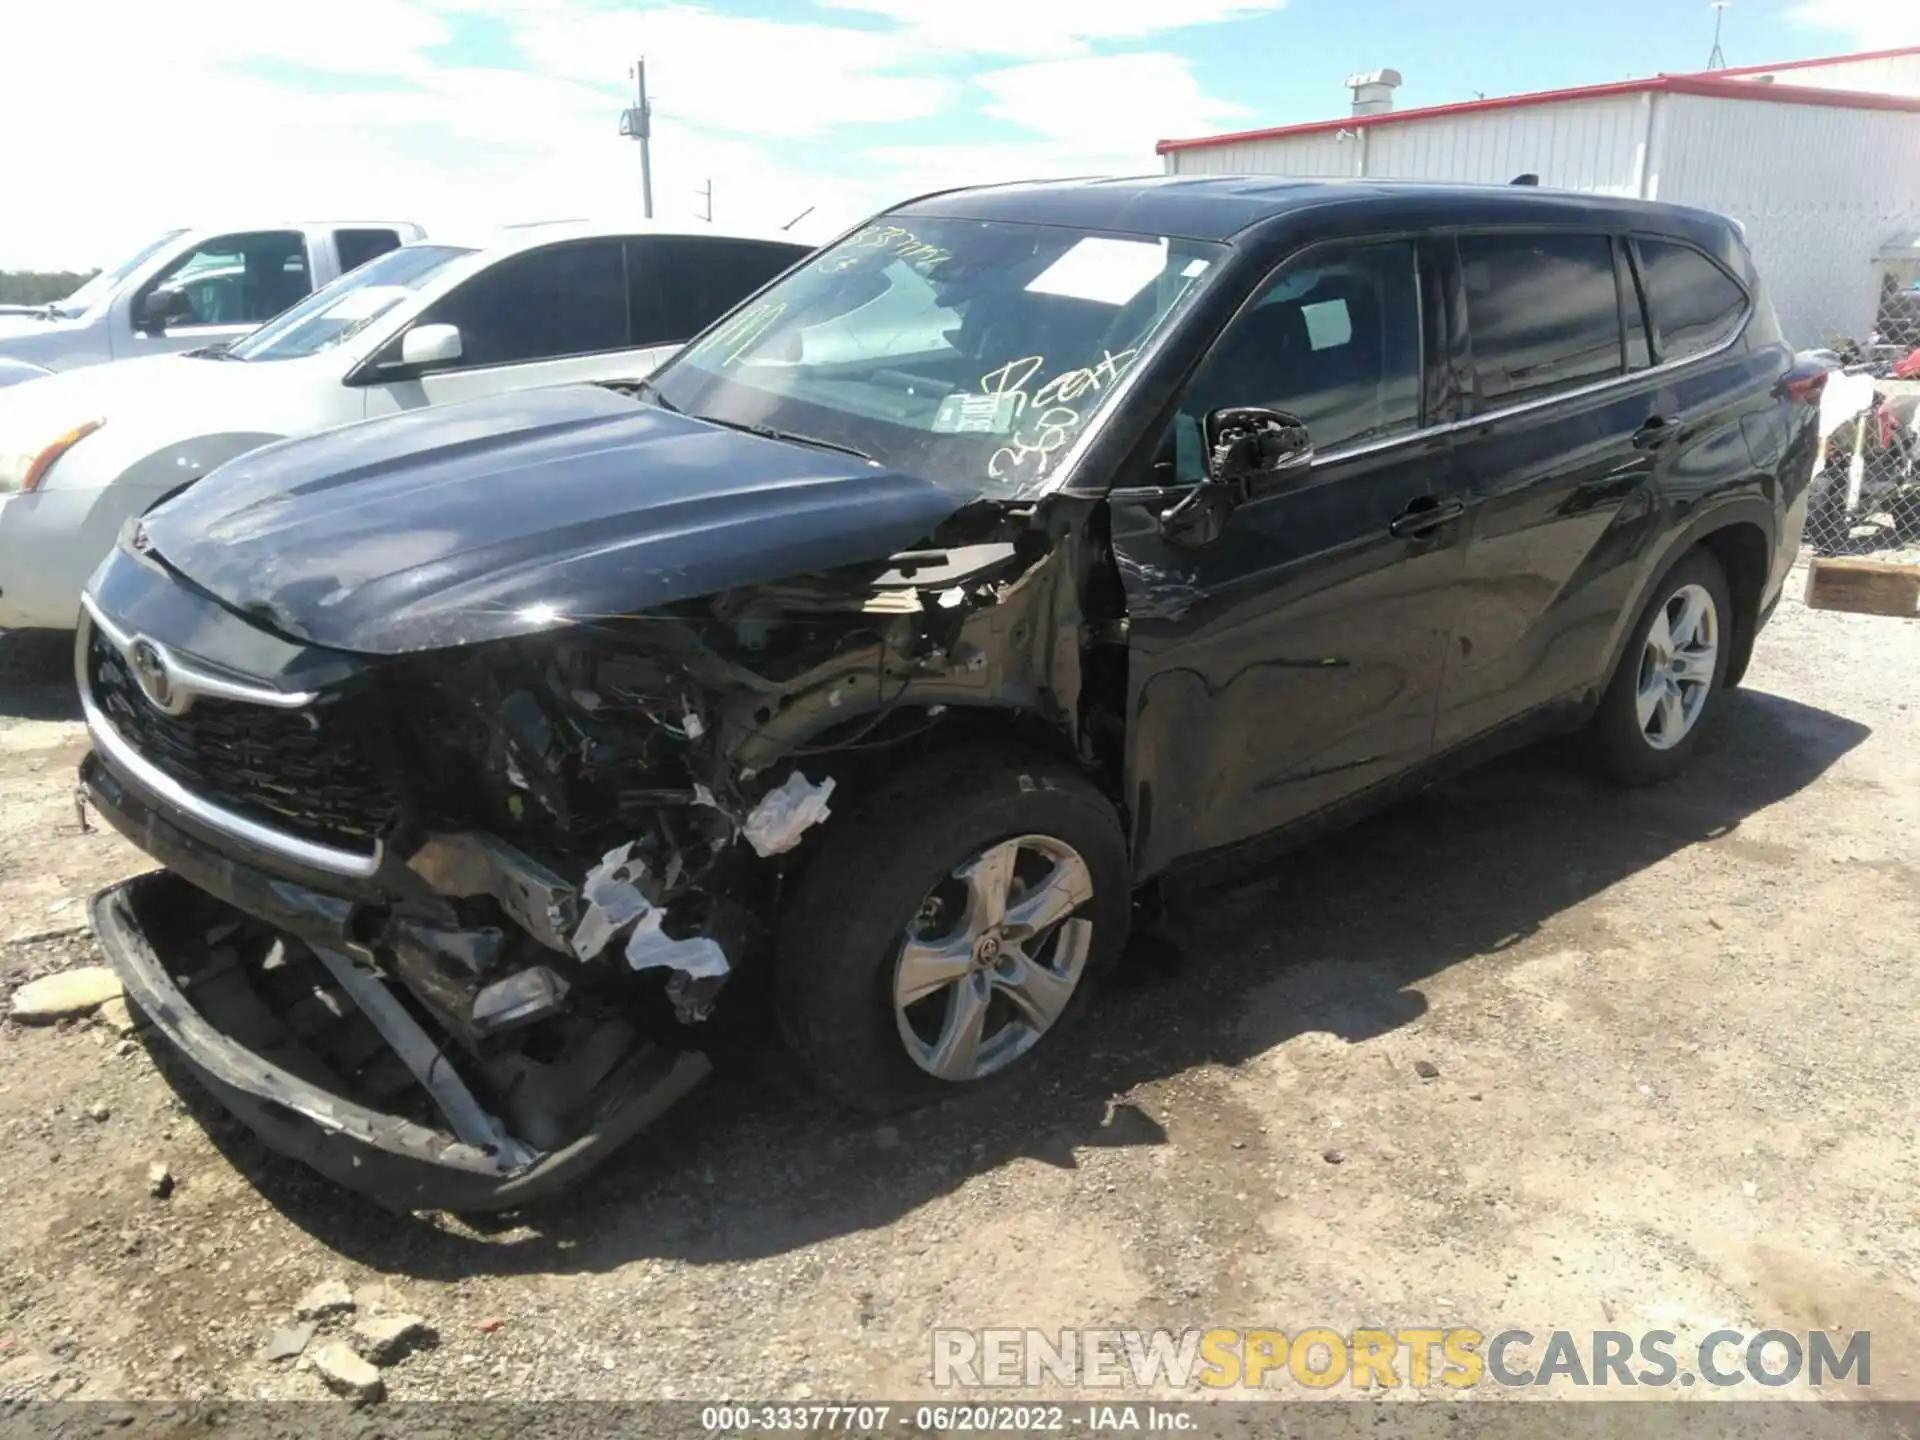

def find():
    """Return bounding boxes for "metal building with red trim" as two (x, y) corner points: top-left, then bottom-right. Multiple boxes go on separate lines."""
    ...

(1158, 48), (1920, 345)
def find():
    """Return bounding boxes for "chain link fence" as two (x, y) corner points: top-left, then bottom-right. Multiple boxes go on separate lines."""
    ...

(1803, 348), (1920, 561)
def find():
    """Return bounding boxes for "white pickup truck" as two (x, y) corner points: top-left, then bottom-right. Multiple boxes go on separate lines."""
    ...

(0, 222), (425, 387)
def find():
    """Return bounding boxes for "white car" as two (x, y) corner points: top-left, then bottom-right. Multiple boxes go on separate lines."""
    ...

(0, 222), (426, 384)
(0, 221), (810, 630)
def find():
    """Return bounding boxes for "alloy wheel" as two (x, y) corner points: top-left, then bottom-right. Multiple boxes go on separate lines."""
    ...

(1636, 581), (1718, 751)
(891, 834), (1095, 1082)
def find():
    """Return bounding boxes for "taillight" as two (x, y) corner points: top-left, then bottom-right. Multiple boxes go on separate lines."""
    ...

(1782, 369), (1828, 407)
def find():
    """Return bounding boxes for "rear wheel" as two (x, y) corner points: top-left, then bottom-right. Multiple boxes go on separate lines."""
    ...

(1590, 548), (1732, 786)
(776, 746), (1130, 1112)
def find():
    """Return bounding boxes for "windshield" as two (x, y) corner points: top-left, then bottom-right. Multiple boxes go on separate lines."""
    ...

(645, 217), (1224, 495)
(228, 244), (474, 362)
(54, 229), (190, 316)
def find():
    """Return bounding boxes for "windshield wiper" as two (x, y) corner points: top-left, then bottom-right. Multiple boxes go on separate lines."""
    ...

(692, 413), (878, 465)
(597, 382), (874, 464)
(598, 376), (680, 412)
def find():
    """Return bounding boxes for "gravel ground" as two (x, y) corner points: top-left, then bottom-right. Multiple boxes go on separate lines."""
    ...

(0, 564), (1915, 1413)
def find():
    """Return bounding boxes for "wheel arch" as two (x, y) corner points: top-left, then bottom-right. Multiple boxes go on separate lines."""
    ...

(775, 698), (1120, 839)
(1597, 498), (1776, 701)
(1696, 520), (1771, 689)
(117, 430), (288, 505)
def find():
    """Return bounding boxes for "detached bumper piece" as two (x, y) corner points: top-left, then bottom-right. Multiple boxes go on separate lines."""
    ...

(91, 870), (710, 1213)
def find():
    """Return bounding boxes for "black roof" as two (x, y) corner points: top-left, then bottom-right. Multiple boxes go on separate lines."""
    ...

(894, 174), (1738, 248)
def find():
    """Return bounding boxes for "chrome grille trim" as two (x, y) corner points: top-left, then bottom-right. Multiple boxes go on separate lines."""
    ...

(77, 606), (383, 879)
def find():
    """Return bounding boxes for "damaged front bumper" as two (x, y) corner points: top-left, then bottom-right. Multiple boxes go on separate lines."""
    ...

(84, 755), (710, 1213)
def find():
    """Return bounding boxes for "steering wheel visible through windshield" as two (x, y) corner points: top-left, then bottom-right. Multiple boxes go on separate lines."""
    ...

(644, 217), (1224, 496)
(227, 244), (475, 362)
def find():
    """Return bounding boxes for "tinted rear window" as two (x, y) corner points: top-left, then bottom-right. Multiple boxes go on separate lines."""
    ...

(1459, 232), (1623, 407)
(1635, 238), (1748, 363)
(637, 237), (808, 345)
(335, 228), (403, 274)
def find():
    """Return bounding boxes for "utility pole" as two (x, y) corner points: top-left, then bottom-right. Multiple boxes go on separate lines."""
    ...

(695, 179), (712, 223)
(619, 59), (654, 218)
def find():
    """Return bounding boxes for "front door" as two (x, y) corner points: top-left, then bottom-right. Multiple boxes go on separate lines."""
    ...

(120, 230), (314, 359)
(360, 238), (681, 419)
(1114, 237), (1466, 877)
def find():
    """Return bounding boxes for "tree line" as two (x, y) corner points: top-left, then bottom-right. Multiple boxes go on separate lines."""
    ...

(0, 271), (97, 306)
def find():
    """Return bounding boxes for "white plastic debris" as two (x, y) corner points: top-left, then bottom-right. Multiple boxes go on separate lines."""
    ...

(572, 842), (652, 959)
(571, 839), (731, 985)
(742, 772), (838, 858)
(624, 910), (731, 980)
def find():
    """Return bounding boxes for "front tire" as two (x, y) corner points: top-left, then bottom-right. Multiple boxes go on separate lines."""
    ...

(775, 746), (1130, 1113)
(1590, 548), (1732, 786)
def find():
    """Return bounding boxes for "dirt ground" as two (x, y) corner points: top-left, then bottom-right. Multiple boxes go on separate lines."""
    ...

(0, 565), (1915, 1411)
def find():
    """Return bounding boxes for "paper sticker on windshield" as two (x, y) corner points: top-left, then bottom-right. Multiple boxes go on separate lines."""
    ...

(933, 391), (1021, 434)
(1025, 238), (1168, 307)
(320, 286), (411, 321)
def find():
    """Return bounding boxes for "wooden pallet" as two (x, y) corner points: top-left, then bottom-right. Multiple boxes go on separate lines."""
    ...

(1804, 557), (1920, 618)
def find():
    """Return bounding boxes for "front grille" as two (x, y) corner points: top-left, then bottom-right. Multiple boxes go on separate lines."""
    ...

(87, 626), (400, 852)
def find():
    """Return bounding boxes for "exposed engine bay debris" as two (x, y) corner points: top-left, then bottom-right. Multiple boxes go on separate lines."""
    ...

(573, 842), (653, 961)
(742, 772), (838, 858)
(78, 478), (1115, 1209)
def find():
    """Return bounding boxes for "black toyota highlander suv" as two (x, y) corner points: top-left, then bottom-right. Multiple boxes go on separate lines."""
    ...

(77, 177), (1823, 1210)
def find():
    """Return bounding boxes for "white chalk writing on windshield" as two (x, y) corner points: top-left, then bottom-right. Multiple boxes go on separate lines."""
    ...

(979, 348), (1138, 482)
(690, 300), (787, 365)
(817, 224), (952, 275)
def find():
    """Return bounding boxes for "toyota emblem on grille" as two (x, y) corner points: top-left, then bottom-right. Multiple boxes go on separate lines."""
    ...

(128, 638), (184, 714)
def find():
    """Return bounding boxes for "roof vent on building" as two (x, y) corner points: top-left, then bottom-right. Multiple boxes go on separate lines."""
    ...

(1346, 68), (1403, 117)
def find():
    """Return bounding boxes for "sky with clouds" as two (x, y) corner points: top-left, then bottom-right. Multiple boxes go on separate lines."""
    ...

(3, 0), (1914, 268)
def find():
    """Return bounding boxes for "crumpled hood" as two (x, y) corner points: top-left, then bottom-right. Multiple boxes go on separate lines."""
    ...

(138, 384), (973, 655)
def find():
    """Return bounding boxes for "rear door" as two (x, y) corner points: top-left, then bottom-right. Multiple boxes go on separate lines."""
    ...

(1432, 229), (1665, 751)
(632, 235), (809, 370)
(1114, 235), (1465, 875)
(1630, 235), (1765, 504)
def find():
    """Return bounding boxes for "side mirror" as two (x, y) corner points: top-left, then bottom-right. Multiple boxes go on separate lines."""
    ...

(136, 286), (190, 336)
(1112, 408), (1314, 551)
(400, 323), (463, 369)
(1205, 407), (1313, 498)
